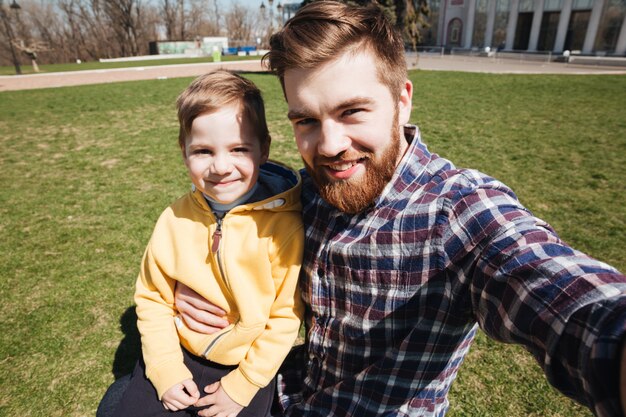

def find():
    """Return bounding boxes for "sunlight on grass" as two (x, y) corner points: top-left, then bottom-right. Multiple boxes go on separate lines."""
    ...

(0, 71), (623, 416)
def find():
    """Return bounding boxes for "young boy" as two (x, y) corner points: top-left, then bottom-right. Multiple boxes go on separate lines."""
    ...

(113, 70), (304, 417)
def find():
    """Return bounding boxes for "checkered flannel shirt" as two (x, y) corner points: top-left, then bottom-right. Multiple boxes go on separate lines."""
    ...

(276, 125), (626, 417)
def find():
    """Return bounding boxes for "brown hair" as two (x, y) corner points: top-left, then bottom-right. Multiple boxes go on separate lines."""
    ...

(176, 70), (271, 153)
(264, 0), (407, 100)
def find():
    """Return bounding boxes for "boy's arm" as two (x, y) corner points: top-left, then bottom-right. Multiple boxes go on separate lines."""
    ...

(219, 224), (305, 407)
(135, 243), (193, 399)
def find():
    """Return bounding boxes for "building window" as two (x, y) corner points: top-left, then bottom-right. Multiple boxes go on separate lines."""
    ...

(544, 0), (563, 11)
(447, 18), (463, 46)
(572, 0), (593, 10)
(537, 11), (561, 50)
(519, 0), (534, 12)
(514, 12), (534, 49)
(419, 0), (441, 46)
(594, 0), (626, 54)
(493, 0), (510, 48)
(472, 0), (488, 47)
(564, 10), (591, 51)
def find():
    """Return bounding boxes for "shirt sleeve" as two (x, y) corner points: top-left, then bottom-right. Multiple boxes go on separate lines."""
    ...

(443, 177), (626, 416)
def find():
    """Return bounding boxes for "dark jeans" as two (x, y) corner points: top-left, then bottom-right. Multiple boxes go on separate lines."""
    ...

(108, 348), (274, 417)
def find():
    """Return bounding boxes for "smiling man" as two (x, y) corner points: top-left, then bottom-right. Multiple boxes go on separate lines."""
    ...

(174, 3), (626, 416)
(283, 49), (409, 214)
(99, 2), (626, 417)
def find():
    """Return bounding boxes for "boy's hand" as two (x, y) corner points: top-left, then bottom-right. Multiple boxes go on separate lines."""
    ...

(196, 381), (243, 417)
(162, 378), (200, 411)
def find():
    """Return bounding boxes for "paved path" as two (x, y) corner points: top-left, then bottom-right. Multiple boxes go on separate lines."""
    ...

(0, 60), (266, 92)
(0, 55), (624, 92)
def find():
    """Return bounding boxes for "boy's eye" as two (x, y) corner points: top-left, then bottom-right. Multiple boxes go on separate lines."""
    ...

(194, 149), (211, 155)
(233, 147), (249, 153)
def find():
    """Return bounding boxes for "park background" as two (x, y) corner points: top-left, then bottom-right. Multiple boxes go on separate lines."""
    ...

(1, 66), (624, 416)
(1, 0), (625, 416)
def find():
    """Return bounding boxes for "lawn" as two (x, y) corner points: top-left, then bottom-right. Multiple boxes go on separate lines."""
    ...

(0, 54), (262, 76)
(0, 70), (624, 416)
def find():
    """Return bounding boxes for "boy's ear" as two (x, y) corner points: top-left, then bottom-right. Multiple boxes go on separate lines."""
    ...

(261, 140), (270, 164)
(261, 147), (270, 165)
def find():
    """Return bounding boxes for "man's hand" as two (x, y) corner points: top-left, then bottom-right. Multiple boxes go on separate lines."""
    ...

(162, 378), (200, 411)
(174, 282), (230, 334)
(196, 381), (244, 417)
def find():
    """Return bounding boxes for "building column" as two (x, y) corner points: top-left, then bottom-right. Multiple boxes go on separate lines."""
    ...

(527, 0), (545, 51)
(582, 0), (605, 54)
(438, 1), (447, 45)
(464, 0), (477, 49)
(615, 13), (626, 55)
(505, 0), (520, 50)
(553, 0), (573, 53)
(485, 0), (497, 47)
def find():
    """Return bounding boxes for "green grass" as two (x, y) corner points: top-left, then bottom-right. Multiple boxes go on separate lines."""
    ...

(0, 54), (262, 76)
(0, 71), (624, 416)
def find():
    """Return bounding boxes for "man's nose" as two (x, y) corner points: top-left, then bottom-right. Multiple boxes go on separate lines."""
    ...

(317, 120), (350, 157)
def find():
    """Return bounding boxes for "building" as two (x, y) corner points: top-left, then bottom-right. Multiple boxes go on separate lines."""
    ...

(422, 0), (626, 56)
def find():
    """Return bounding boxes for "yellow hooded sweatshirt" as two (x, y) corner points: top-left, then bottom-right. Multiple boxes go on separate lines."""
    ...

(135, 161), (304, 406)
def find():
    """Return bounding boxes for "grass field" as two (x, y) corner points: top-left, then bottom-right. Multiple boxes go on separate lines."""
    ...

(0, 54), (262, 76)
(0, 70), (624, 416)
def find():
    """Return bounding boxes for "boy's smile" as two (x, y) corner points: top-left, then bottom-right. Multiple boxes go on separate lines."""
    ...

(182, 103), (268, 205)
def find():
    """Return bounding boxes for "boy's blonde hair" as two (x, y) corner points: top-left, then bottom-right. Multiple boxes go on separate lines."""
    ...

(264, 0), (407, 101)
(176, 70), (271, 154)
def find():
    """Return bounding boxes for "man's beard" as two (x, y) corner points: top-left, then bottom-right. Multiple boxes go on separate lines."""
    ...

(304, 119), (402, 214)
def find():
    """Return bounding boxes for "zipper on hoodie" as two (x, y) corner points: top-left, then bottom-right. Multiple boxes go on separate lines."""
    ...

(211, 215), (223, 253)
(202, 327), (232, 357)
(211, 213), (231, 292)
(203, 213), (234, 357)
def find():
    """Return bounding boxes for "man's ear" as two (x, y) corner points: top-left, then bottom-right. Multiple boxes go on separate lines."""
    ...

(398, 80), (413, 125)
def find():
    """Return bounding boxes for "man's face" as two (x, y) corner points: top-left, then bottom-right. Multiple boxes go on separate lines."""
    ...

(284, 49), (412, 213)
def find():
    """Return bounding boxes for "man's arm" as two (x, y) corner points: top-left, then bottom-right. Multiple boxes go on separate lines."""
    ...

(446, 177), (626, 416)
(175, 282), (230, 334)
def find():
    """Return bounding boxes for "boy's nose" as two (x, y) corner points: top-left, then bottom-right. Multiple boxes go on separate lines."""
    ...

(211, 155), (232, 175)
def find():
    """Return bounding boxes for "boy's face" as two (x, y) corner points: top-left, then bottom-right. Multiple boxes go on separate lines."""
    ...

(283, 49), (412, 213)
(182, 102), (268, 205)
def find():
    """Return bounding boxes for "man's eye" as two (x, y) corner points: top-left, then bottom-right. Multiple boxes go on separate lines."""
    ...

(295, 118), (317, 126)
(343, 108), (362, 117)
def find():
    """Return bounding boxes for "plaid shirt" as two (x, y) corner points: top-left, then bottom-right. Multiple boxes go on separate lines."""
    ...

(276, 125), (626, 417)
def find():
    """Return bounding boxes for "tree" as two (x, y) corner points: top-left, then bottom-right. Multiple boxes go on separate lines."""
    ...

(161, 0), (186, 40)
(225, 3), (253, 48)
(0, 0), (225, 66)
(299, 0), (430, 50)
(104, 0), (141, 56)
(402, 0), (430, 51)
(187, 0), (221, 39)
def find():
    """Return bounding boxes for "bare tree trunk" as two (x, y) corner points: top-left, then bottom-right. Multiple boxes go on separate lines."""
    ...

(178, 0), (184, 40)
